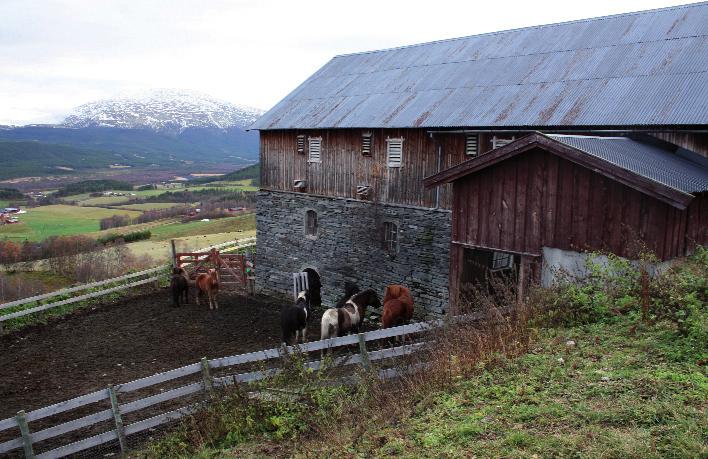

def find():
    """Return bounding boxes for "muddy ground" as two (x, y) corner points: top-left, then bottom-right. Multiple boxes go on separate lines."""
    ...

(0, 289), (307, 420)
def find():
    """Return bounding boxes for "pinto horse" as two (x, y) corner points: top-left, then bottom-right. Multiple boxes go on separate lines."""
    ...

(196, 268), (220, 310)
(281, 291), (310, 345)
(382, 284), (414, 328)
(321, 288), (381, 340)
(170, 267), (189, 307)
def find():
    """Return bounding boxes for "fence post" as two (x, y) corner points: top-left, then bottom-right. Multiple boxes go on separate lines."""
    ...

(107, 386), (127, 454)
(200, 357), (214, 395)
(16, 410), (34, 459)
(171, 239), (177, 268)
(358, 334), (370, 370)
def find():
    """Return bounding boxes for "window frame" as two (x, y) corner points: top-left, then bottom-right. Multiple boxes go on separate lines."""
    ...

(308, 137), (322, 163)
(490, 251), (514, 271)
(491, 135), (516, 149)
(296, 134), (306, 154)
(386, 137), (404, 168)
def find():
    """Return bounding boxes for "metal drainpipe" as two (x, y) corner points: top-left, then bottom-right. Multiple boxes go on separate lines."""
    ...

(435, 143), (442, 209)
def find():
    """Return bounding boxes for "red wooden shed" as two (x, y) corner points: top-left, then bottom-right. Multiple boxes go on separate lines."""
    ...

(424, 132), (708, 307)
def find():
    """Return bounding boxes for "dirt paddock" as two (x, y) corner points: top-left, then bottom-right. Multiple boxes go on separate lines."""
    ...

(0, 288), (302, 420)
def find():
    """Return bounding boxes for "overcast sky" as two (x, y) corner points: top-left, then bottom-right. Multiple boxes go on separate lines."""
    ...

(0, 0), (691, 125)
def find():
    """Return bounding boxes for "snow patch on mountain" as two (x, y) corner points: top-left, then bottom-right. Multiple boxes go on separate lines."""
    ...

(63, 89), (264, 133)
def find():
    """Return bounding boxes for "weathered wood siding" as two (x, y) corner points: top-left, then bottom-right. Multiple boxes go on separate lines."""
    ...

(451, 147), (704, 261)
(650, 132), (708, 158)
(260, 129), (473, 208)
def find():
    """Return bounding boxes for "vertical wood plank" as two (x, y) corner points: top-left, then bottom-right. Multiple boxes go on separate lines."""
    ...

(108, 386), (127, 453)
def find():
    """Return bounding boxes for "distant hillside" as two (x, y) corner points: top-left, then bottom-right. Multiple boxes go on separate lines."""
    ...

(0, 140), (148, 180)
(0, 126), (259, 180)
(193, 164), (260, 186)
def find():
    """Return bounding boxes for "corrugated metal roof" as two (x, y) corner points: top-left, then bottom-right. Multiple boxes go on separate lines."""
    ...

(546, 134), (708, 193)
(253, 2), (708, 130)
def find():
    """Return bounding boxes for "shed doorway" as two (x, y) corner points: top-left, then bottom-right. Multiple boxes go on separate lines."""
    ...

(303, 268), (322, 307)
(459, 247), (519, 301)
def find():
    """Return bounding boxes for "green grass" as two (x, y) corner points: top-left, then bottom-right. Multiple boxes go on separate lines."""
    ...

(348, 320), (707, 459)
(64, 185), (255, 206)
(147, 214), (255, 241)
(114, 202), (186, 211)
(0, 205), (141, 241)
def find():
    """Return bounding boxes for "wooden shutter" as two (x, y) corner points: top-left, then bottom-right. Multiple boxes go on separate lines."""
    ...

(308, 137), (321, 162)
(361, 132), (372, 156)
(386, 138), (403, 167)
(296, 135), (305, 154)
(465, 134), (478, 156)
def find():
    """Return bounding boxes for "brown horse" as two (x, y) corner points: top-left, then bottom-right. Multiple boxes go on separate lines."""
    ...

(196, 268), (220, 310)
(382, 284), (414, 328)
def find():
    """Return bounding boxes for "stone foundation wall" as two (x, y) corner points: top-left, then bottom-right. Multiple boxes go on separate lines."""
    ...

(256, 190), (451, 316)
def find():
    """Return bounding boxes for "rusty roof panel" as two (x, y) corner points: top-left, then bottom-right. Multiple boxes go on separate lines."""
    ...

(253, 3), (708, 130)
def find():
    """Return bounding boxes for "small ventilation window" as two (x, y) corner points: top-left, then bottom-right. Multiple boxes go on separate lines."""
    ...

(386, 138), (403, 167)
(308, 137), (322, 163)
(305, 210), (318, 237)
(361, 132), (373, 156)
(492, 135), (516, 149)
(383, 221), (398, 255)
(296, 135), (305, 154)
(490, 251), (513, 271)
(465, 134), (479, 156)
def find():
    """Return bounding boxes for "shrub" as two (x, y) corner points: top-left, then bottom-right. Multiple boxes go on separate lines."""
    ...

(97, 230), (151, 245)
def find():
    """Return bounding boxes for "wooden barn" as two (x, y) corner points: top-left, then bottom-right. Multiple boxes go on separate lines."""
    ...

(424, 133), (708, 306)
(251, 3), (708, 316)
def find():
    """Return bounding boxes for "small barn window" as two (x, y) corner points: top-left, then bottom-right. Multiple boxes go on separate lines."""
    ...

(361, 132), (373, 156)
(383, 221), (398, 255)
(305, 210), (318, 237)
(465, 134), (479, 156)
(296, 135), (306, 154)
(492, 135), (516, 149)
(386, 138), (403, 167)
(308, 137), (322, 163)
(490, 251), (513, 271)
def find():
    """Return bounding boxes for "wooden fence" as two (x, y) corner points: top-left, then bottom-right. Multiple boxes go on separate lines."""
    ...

(0, 319), (439, 458)
(0, 237), (256, 328)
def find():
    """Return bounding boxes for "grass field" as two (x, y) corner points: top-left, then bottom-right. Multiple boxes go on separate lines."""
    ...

(0, 205), (142, 241)
(65, 184), (255, 206)
(147, 213), (255, 241)
(126, 230), (255, 262)
(114, 202), (186, 211)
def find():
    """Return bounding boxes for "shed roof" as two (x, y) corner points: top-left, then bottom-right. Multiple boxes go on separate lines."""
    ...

(423, 133), (708, 209)
(252, 2), (708, 130)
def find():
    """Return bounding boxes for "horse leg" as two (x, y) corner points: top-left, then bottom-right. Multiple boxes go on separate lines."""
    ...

(302, 327), (307, 344)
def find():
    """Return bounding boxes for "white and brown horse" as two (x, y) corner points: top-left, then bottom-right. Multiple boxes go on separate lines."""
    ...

(196, 268), (220, 310)
(320, 288), (381, 340)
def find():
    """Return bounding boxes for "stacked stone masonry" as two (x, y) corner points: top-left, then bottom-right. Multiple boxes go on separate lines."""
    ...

(256, 190), (451, 316)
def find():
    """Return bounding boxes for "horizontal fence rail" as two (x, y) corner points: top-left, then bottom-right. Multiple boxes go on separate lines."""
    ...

(0, 237), (256, 324)
(0, 318), (441, 458)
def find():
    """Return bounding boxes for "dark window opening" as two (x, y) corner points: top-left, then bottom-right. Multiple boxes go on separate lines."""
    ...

(305, 210), (318, 237)
(303, 268), (322, 307)
(383, 221), (398, 255)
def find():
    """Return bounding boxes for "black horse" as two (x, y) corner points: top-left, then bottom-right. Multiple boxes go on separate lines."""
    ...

(281, 291), (311, 345)
(170, 267), (189, 307)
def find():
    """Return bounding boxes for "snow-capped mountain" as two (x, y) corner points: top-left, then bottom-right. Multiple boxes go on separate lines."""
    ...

(62, 89), (264, 133)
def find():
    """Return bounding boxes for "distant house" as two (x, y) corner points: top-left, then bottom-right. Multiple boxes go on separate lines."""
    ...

(2, 207), (20, 214)
(251, 3), (708, 315)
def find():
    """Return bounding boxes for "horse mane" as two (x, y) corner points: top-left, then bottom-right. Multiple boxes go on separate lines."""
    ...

(349, 288), (377, 306)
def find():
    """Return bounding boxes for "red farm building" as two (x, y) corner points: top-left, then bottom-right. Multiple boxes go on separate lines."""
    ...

(424, 133), (708, 308)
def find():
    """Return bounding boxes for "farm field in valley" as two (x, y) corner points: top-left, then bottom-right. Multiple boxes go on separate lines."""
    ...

(0, 205), (142, 240)
(114, 202), (187, 211)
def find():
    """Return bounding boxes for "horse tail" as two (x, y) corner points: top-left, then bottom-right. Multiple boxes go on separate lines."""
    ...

(320, 310), (336, 340)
